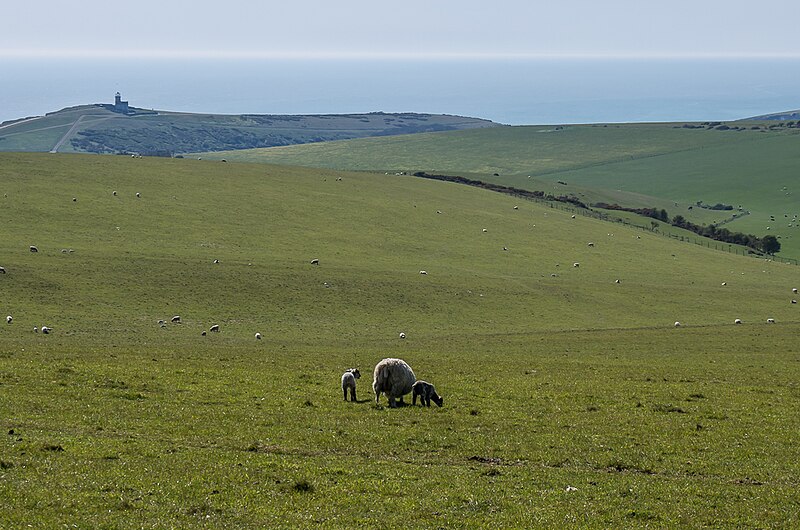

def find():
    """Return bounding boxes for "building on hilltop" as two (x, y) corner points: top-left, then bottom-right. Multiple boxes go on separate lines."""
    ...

(113, 92), (129, 113)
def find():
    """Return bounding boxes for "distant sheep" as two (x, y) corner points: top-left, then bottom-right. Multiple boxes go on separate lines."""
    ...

(41, 326), (51, 334)
(587, 242), (594, 247)
(419, 270), (427, 275)
(721, 282), (727, 286)
(210, 324), (220, 333)
(311, 259), (319, 265)
(399, 332), (406, 339)
(734, 319), (742, 325)
(341, 368), (361, 401)
(373, 358), (416, 408)
(412, 380), (443, 407)
(0, 266), (5, 274)
(571, 215), (576, 219)
(33, 326), (38, 333)
(482, 228), (487, 233)
(674, 321), (681, 327)
(213, 259), (219, 264)
(6, 315), (11, 324)
(793, 300), (797, 304)
(136, 192), (141, 198)
(255, 332), (262, 340)
(113, 191), (117, 196)
(171, 315), (181, 323)
(794, 288), (798, 294)
(573, 262), (580, 268)
(29, 246), (38, 253)
(767, 318), (775, 323)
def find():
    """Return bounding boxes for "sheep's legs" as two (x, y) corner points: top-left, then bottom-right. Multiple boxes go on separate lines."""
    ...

(350, 388), (356, 401)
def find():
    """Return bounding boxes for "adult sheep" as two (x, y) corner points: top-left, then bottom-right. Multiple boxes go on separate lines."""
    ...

(373, 358), (416, 408)
(341, 368), (361, 401)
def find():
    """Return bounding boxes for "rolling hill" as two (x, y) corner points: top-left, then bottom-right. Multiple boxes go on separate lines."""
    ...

(197, 121), (800, 260)
(0, 104), (499, 156)
(1, 153), (798, 527)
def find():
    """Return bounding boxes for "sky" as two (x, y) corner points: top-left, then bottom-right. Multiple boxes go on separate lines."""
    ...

(3, 0), (800, 59)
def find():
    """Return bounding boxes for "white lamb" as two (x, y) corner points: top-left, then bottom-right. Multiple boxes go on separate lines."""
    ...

(341, 368), (361, 401)
(373, 358), (416, 408)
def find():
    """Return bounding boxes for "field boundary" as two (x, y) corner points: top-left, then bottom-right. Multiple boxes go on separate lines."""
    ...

(411, 172), (798, 266)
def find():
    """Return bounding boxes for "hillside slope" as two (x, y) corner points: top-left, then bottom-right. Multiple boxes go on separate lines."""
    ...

(0, 152), (796, 342)
(0, 105), (499, 155)
(1, 153), (799, 527)
(198, 122), (800, 259)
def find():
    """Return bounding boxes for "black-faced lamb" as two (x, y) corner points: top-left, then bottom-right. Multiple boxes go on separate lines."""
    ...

(341, 368), (361, 401)
(373, 358), (416, 408)
(412, 380), (443, 407)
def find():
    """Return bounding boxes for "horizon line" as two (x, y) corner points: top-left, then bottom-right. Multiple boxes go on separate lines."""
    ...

(3, 50), (800, 60)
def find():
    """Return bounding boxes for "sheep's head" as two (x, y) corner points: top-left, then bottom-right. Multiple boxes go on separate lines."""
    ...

(349, 368), (361, 379)
(431, 392), (444, 407)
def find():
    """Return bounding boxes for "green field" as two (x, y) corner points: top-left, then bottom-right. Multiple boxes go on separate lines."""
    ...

(1, 153), (799, 527)
(199, 122), (800, 260)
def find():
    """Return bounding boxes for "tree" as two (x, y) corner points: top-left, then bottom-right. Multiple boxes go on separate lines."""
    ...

(761, 235), (781, 255)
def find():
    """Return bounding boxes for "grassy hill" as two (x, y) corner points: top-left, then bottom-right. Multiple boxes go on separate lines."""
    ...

(199, 122), (800, 260)
(1, 153), (798, 527)
(0, 105), (498, 156)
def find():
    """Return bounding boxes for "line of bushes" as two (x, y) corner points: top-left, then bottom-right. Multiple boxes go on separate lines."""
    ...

(412, 172), (589, 209)
(594, 202), (779, 254)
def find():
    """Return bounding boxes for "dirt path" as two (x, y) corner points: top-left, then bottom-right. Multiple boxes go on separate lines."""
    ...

(50, 115), (87, 153)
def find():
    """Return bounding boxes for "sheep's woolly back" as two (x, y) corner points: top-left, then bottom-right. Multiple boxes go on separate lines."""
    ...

(373, 358), (416, 406)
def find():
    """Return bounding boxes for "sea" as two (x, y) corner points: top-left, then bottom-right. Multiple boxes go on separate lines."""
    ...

(2, 57), (800, 125)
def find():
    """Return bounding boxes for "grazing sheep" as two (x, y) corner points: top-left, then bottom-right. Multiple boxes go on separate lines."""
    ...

(6, 315), (11, 324)
(341, 368), (361, 401)
(674, 321), (681, 327)
(482, 228), (487, 233)
(33, 326), (38, 333)
(793, 288), (798, 294)
(135, 192), (141, 198)
(29, 246), (38, 253)
(399, 332), (406, 339)
(419, 270), (427, 275)
(734, 319), (742, 325)
(587, 242), (594, 247)
(767, 318), (775, 323)
(255, 332), (262, 340)
(792, 300), (797, 304)
(614, 279), (621, 284)
(573, 262), (580, 268)
(412, 380), (443, 407)
(373, 358), (416, 408)
(171, 315), (181, 323)
(209, 324), (220, 333)
(513, 205), (519, 209)
(213, 259), (219, 264)
(571, 214), (576, 219)
(721, 282), (727, 286)
(41, 326), (51, 334)
(113, 191), (117, 196)
(311, 258), (319, 265)
(201, 331), (207, 336)
(0, 266), (5, 274)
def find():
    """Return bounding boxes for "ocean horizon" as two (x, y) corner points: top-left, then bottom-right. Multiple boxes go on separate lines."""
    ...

(2, 57), (800, 126)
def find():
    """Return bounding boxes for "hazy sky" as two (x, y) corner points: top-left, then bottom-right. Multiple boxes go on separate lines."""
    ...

(3, 0), (799, 58)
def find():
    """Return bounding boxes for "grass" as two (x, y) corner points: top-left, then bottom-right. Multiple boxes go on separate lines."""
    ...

(0, 152), (799, 527)
(199, 122), (800, 259)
